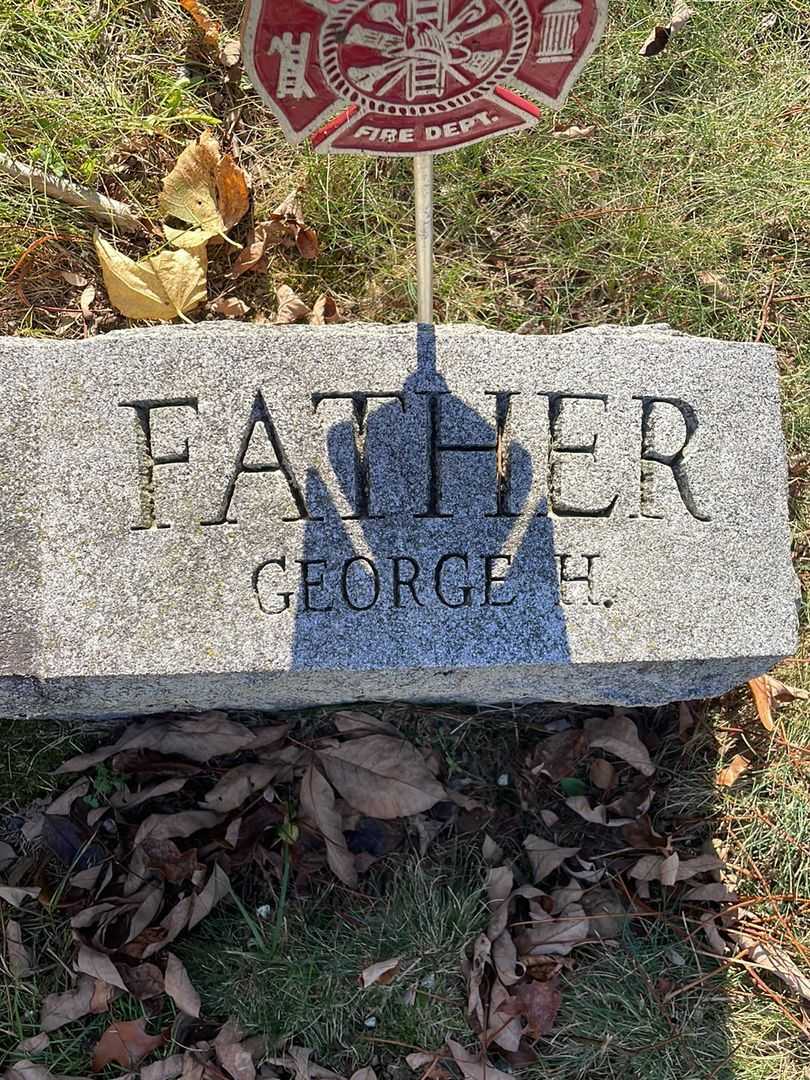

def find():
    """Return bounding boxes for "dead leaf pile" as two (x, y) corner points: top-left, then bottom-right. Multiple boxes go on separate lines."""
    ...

(95, 131), (250, 321)
(271, 286), (341, 327)
(1, 700), (797, 1072)
(459, 813), (643, 1062)
(461, 857), (577, 1063)
(0, 710), (455, 1068)
(95, 131), (323, 323)
(232, 191), (319, 277)
(526, 711), (655, 821)
(503, 706), (753, 1031)
(2, 1014), (369, 1080)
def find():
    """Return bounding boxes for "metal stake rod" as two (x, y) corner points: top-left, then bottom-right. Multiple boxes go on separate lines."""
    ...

(413, 154), (434, 325)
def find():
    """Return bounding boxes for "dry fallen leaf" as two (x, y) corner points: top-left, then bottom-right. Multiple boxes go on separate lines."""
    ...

(94, 233), (207, 321)
(516, 903), (590, 956)
(585, 714), (654, 776)
(275, 284), (311, 324)
(523, 835), (579, 882)
(589, 758), (616, 790)
(659, 852), (680, 887)
(58, 715), (258, 773)
(640, 25), (671, 56)
(607, 775), (654, 820)
(732, 932), (810, 1001)
(673, 854), (724, 881)
(299, 764), (358, 887)
(79, 284), (96, 319)
(164, 952), (201, 1018)
(485, 977), (522, 1051)
(75, 946), (128, 991)
(581, 886), (625, 939)
(264, 1045), (344, 1080)
(231, 222), (282, 277)
(219, 38), (242, 70)
(317, 734), (446, 818)
(697, 271), (733, 302)
(482, 834), (504, 866)
(122, 962), (164, 1000)
(404, 1053), (450, 1080)
(641, 1), (694, 55)
(141, 1055), (186, 1080)
(333, 711), (398, 736)
(134, 810), (221, 847)
(231, 190), (319, 276)
(309, 294), (340, 325)
(507, 977), (561, 1037)
(749, 676), (778, 730)
(5, 918), (31, 976)
(214, 1018), (255, 1080)
(670, 1), (695, 32)
(179, 0), (221, 44)
(565, 795), (610, 825)
(678, 701), (697, 741)
(141, 837), (198, 883)
(748, 674), (808, 732)
(483, 866), (513, 946)
(188, 863), (231, 930)
(701, 913), (727, 955)
(271, 190), (320, 258)
(110, 777), (188, 810)
(203, 763), (275, 812)
(531, 729), (588, 781)
(623, 815), (668, 849)
(465, 929), (492, 1029)
(2, 1061), (87, 1080)
(0, 840), (15, 870)
(359, 956), (401, 988)
(551, 124), (595, 141)
(40, 977), (99, 1032)
(14, 1034), (50, 1056)
(717, 753), (750, 787)
(211, 296), (250, 319)
(629, 854), (660, 882)
(160, 131), (249, 247)
(91, 1018), (166, 1071)
(683, 882), (737, 903)
(446, 1039), (512, 1080)
(60, 270), (87, 287)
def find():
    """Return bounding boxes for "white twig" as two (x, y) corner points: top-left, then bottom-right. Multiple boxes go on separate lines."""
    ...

(0, 152), (142, 234)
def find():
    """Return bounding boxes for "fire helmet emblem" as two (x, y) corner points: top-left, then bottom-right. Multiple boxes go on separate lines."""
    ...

(243, 0), (607, 154)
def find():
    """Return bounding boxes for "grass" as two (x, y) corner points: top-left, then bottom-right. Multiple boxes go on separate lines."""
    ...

(179, 846), (484, 1058)
(0, 722), (91, 807)
(1, 0), (810, 1077)
(2, 2), (810, 377)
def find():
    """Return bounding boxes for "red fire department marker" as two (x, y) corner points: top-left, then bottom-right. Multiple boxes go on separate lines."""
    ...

(242, 0), (607, 319)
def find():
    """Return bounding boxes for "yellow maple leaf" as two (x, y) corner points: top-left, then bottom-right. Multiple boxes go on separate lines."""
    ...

(94, 233), (207, 321)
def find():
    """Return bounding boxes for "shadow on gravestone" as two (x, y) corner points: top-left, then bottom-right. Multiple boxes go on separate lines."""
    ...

(288, 324), (571, 694)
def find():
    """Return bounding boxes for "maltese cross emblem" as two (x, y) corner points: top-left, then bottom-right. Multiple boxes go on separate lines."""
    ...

(243, 0), (607, 155)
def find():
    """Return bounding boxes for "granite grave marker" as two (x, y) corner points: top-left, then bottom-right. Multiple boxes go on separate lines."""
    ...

(0, 321), (798, 718)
